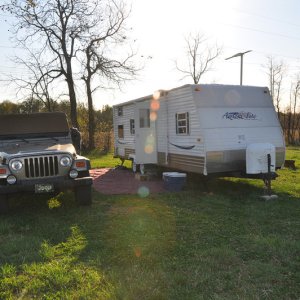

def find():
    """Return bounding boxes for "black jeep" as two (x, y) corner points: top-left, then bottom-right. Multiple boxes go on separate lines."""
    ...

(0, 112), (93, 212)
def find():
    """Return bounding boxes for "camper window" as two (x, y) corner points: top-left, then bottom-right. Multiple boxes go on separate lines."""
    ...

(118, 125), (124, 138)
(130, 119), (135, 134)
(139, 109), (150, 128)
(176, 112), (190, 135)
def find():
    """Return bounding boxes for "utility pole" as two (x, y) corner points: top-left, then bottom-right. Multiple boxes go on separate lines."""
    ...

(225, 50), (252, 85)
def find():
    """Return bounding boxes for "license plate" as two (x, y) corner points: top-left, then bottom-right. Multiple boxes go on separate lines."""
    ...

(35, 184), (54, 193)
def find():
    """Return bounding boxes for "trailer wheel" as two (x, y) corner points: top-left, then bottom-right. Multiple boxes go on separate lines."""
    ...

(75, 185), (92, 206)
(132, 160), (138, 173)
(140, 164), (145, 175)
(0, 195), (8, 214)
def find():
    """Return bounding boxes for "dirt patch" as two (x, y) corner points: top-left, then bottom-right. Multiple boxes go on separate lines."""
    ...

(90, 168), (165, 195)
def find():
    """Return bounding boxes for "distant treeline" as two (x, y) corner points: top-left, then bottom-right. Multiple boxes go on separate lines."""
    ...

(2, 97), (300, 147)
(279, 112), (300, 145)
(0, 98), (113, 152)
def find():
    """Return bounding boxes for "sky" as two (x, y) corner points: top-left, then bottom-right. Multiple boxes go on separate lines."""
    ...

(1, 0), (300, 109)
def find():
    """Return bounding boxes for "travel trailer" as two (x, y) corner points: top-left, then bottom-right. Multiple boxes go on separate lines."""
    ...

(113, 84), (285, 178)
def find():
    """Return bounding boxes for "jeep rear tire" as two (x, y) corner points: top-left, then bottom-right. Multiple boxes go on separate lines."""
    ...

(75, 185), (92, 206)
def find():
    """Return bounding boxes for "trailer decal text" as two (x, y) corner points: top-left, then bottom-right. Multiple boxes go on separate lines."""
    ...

(223, 112), (257, 120)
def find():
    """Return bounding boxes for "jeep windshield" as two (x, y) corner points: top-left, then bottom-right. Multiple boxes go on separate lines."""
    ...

(0, 112), (70, 140)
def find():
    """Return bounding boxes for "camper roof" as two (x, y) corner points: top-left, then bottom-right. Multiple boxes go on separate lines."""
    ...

(113, 84), (270, 107)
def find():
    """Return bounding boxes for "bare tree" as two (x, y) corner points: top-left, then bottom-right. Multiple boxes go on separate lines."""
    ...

(264, 56), (286, 120)
(11, 47), (58, 112)
(176, 33), (222, 84)
(287, 75), (300, 144)
(79, 0), (139, 149)
(2, 0), (100, 127)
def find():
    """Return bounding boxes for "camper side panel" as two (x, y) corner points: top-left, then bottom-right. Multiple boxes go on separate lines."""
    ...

(113, 104), (135, 159)
(156, 86), (206, 174)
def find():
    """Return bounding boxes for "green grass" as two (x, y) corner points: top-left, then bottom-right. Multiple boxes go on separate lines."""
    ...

(85, 150), (131, 169)
(0, 149), (300, 299)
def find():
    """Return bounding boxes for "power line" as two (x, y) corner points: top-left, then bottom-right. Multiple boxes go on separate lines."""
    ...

(254, 50), (300, 61)
(232, 8), (300, 29)
(222, 22), (300, 42)
(0, 64), (29, 69)
(224, 46), (300, 62)
(0, 44), (26, 50)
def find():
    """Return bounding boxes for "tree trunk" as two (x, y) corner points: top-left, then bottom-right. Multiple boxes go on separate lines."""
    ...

(287, 111), (292, 144)
(86, 78), (95, 150)
(67, 79), (78, 128)
(66, 60), (78, 128)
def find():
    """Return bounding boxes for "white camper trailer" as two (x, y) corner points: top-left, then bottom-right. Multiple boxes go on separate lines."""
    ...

(113, 84), (285, 178)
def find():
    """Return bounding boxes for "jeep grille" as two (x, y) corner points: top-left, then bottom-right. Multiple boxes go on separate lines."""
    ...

(24, 156), (59, 178)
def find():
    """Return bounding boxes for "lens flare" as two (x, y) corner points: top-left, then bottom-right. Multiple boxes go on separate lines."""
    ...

(150, 99), (160, 111)
(138, 186), (150, 198)
(224, 89), (241, 106)
(144, 144), (154, 154)
(150, 111), (157, 121)
(144, 134), (155, 154)
(153, 90), (160, 100)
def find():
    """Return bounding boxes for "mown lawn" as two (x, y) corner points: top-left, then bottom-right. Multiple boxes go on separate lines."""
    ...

(0, 149), (299, 299)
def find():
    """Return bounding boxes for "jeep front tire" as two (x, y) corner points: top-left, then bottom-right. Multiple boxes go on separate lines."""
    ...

(75, 185), (92, 206)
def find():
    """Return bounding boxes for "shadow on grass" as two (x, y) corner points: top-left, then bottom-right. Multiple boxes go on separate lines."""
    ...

(187, 172), (298, 201)
(0, 189), (120, 299)
(0, 176), (300, 299)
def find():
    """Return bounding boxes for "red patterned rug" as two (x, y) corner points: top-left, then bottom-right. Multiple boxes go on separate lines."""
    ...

(90, 168), (165, 195)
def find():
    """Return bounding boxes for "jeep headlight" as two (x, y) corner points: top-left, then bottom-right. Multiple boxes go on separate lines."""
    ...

(60, 156), (72, 167)
(11, 160), (23, 171)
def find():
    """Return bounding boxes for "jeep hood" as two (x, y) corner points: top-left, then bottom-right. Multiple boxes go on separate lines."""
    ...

(0, 141), (76, 156)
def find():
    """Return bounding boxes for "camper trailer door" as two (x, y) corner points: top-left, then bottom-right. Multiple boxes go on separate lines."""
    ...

(134, 101), (158, 164)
